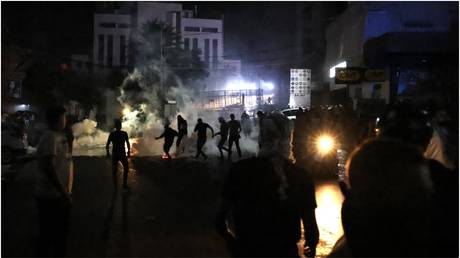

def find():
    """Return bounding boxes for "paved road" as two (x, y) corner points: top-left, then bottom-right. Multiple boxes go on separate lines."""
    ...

(1, 156), (344, 257)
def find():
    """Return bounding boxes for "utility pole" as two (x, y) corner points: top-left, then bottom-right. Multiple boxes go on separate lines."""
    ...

(160, 28), (163, 91)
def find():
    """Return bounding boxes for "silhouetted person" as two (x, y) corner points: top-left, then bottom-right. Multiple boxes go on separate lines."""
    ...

(228, 114), (242, 158)
(215, 117), (230, 160)
(240, 111), (252, 137)
(176, 115), (188, 155)
(256, 110), (266, 148)
(106, 119), (130, 191)
(330, 139), (434, 257)
(156, 124), (179, 160)
(35, 106), (72, 257)
(63, 116), (75, 195)
(374, 102), (459, 257)
(216, 111), (318, 257)
(193, 118), (214, 160)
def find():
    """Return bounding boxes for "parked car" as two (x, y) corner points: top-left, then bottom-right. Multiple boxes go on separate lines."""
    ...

(281, 107), (307, 120)
(2, 122), (27, 164)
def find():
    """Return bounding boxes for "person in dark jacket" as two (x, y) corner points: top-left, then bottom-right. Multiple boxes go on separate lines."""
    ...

(156, 124), (179, 160)
(215, 117), (230, 160)
(106, 119), (130, 190)
(228, 114), (242, 159)
(176, 115), (188, 155)
(216, 112), (319, 257)
(193, 118), (214, 160)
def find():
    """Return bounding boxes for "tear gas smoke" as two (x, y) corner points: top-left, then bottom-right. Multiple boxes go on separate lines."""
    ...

(72, 59), (262, 157)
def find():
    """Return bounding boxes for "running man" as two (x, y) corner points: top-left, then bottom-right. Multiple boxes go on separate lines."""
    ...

(156, 124), (179, 160)
(193, 118), (214, 160)
(176, 115), (188, 155)
(215, 117), (230, 160)
(228, 114), (242, 158)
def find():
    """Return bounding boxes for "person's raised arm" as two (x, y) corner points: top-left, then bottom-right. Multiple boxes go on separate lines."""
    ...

(208, 124), (215, 137)
(156, 131), (165, 140)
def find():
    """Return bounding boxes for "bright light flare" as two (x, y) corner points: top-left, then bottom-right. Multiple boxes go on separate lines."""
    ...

(225, 79), (256, 90)
(329, 61), (347, 78)
(316, 134), (335, 155)
(261, 80), (274, 90)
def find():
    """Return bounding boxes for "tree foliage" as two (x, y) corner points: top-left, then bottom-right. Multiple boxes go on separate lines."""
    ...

(135, 20), (208, 86)
(22, 55), (104, 112)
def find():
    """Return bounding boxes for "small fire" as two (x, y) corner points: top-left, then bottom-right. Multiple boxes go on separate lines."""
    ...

(130, 138), (139, 156)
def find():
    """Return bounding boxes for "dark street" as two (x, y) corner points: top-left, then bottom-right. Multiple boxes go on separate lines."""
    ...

(2, 155), (343, 257)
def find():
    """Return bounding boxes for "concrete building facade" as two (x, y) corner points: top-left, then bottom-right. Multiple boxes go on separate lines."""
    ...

(92, 3), (233, 74)
(93, 13), (132, 68)
(324, 2), (457, 110)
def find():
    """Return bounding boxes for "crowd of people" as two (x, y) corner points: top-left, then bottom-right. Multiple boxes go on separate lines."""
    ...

(154, 113), (249, 160)
(33, 101), (458, 257)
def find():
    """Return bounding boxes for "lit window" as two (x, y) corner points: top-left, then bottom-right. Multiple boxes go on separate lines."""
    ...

(329, 61), (347, 78)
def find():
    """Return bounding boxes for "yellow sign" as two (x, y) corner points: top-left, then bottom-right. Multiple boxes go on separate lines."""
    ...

(364, 69), (386, 82)
(336, 69), (362, 82)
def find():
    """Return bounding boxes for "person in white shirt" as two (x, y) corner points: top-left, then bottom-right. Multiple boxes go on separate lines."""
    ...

(35, 106), (73, 257)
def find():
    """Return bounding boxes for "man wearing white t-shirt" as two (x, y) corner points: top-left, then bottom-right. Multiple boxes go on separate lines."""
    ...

(35, 106), (73, 257)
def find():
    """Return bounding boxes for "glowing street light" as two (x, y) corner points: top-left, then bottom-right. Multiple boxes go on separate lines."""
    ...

(316, 134), (335, 155)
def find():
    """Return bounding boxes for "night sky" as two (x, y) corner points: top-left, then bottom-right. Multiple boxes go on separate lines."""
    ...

(2, 2), (345, 60)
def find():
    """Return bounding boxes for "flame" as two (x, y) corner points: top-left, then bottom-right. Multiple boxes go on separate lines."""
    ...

(130, 138), (139, 156)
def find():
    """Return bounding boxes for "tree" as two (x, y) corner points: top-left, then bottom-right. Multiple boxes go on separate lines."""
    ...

(22, 54), (105, 113)
(135, 20), (208, 88)
(118, 20), (208, 118)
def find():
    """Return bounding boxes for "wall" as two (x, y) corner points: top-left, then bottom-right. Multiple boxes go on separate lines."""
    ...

(324, 3), (367, 89)
(181, 17), (223, 64)
(93, 13), (132, 67)
(364, 2), (456, 41)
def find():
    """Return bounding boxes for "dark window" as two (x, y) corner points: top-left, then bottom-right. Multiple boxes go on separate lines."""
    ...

(184, 26), (200, 32)
(98, 34), (104, 64)
(107, 35), (113, 67)
(212, 39), (218, 66)
(100, 22), (116, 28)
(204, 39), (210, 63)
(192, 38), (198, 49)
(202, 27), (218, 33)
(120, 35), (126, 66)
(184, 38), (190, 51)
(118, 23), (130, 28)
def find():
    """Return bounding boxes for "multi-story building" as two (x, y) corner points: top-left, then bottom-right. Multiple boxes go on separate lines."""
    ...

(93, 13), (132, 68)
(88, 2), (250, 113)
(91, 3), (234, 77)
